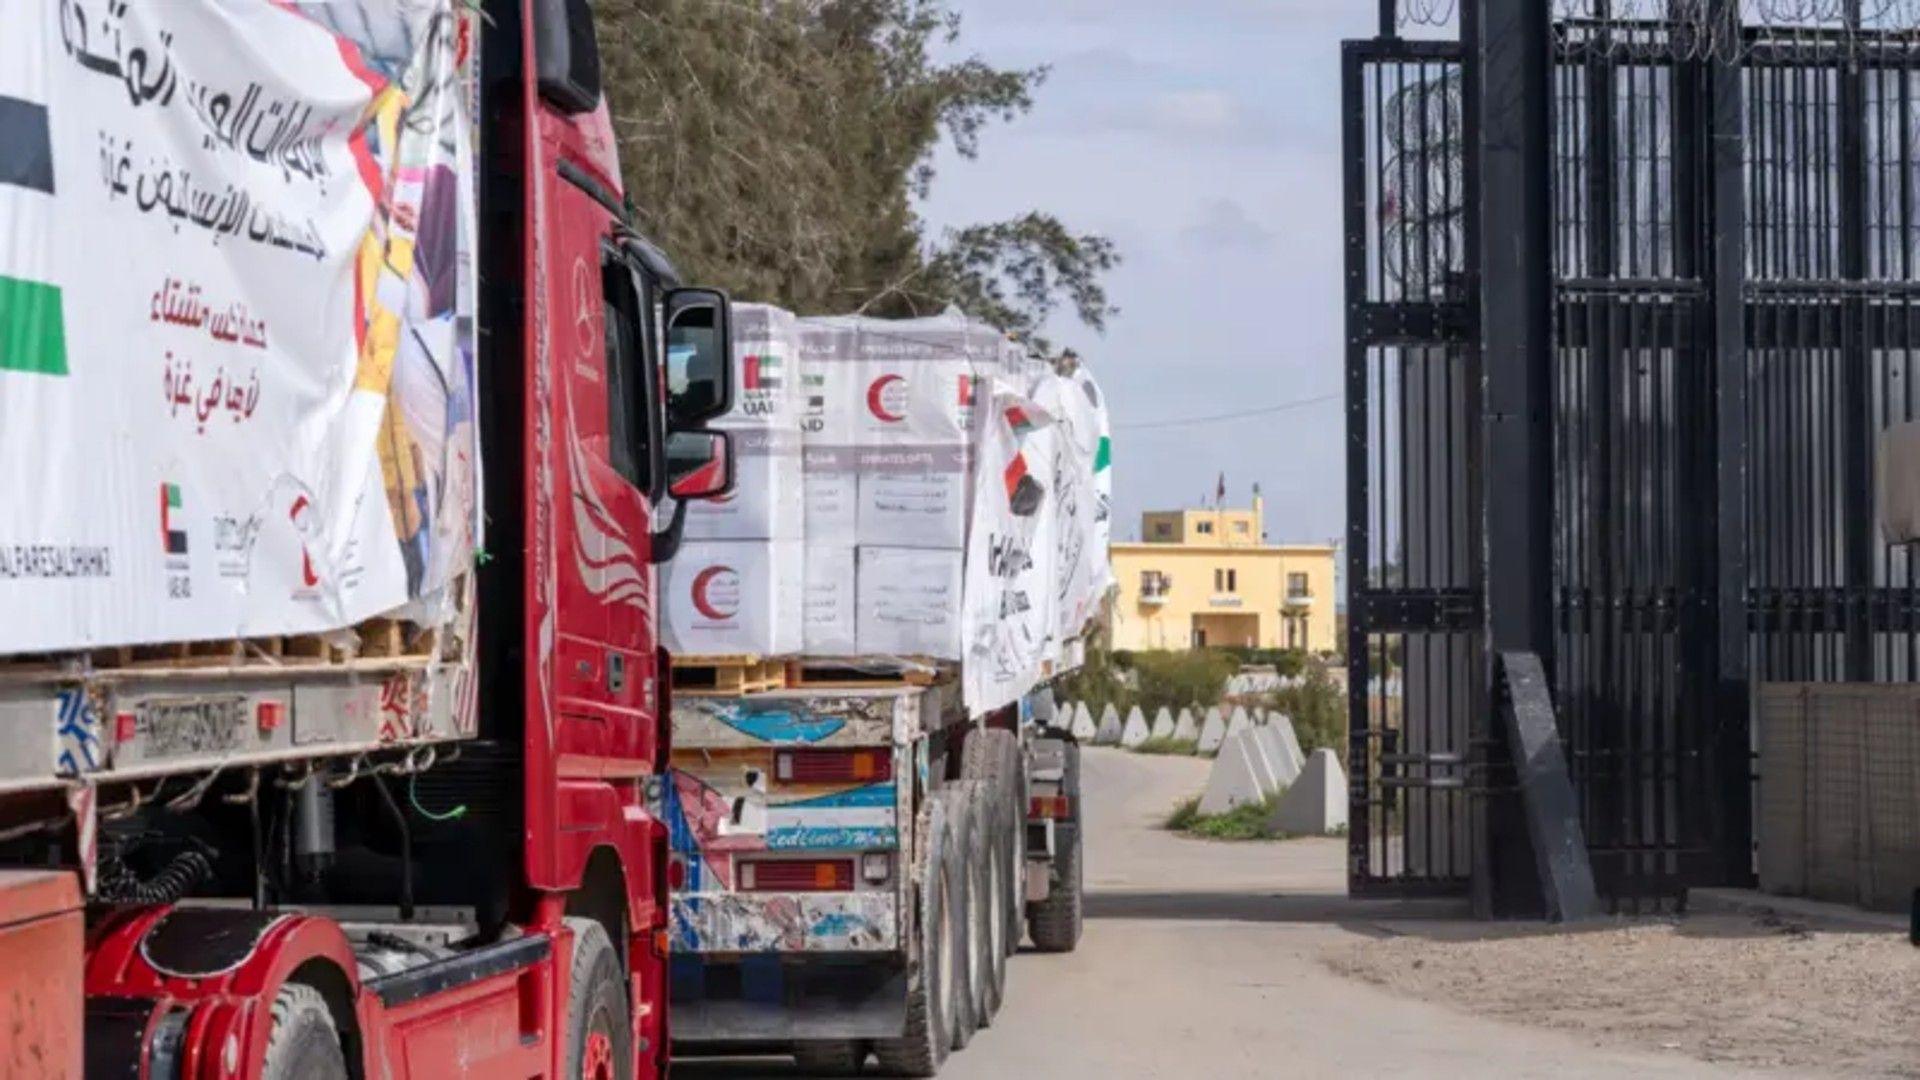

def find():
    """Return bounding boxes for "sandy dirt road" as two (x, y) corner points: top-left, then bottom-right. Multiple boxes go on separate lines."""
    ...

(680, 747), (1763, 1078)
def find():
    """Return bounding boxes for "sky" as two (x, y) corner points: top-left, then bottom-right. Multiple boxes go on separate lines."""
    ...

(918, 0), (1382, 549)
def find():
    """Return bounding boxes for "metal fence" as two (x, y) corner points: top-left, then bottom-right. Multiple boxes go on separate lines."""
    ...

(1344, 0), (1920, 907)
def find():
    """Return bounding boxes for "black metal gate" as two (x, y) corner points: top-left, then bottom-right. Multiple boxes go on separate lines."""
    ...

(1344, 0), (1920, 907)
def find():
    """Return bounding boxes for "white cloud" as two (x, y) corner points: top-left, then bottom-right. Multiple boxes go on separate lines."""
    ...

(1182, 198), (1276, 250)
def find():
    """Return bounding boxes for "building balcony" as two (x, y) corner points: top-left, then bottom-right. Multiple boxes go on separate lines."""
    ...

(1140, 591), (1169, 606)
(1284, 593), (1315, 609)
(1207, 594), (1245, 609)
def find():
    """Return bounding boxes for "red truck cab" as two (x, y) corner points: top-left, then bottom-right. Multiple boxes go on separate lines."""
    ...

(49, 1), (737, 1076)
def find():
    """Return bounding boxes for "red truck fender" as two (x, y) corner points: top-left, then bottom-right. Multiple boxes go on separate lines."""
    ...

(84, 905), (362, 1079)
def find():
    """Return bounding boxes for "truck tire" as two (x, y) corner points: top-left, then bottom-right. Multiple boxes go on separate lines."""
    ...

(793, 1040), (866, 1074)
(960, 730), (1020, 1012)
(1026, 742), (1083, 953)
(948, 781), (988, 1049)
(260, 981), (348, 1080)
(873, 796), (956, 1077)
(564, 917), (633, 1080)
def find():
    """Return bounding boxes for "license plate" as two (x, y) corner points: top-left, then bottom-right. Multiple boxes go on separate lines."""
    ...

(122, 694), (252, 764)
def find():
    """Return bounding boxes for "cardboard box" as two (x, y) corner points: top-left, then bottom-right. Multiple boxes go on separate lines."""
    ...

(856, 444), (970, 549)
(803, 545), (858, 655)
(802, 445), (858, 543)
(683, 428), (802, 541)
(663, 540), (803, 656)
(857, 546), (962, 659)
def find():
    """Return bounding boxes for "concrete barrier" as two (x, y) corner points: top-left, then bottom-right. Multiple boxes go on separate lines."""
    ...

(1094, 703), (1122, 745)
(1173, 707), (1199, 741)
(1225, 706), (1251, 743)
(1150, 707), (1175, 740)
(1120, 706), (1151, 749)
(1251, 725), (1302, 789)
(1196, 707), (1227, 755)
(1070, 701), (1097, 741)
(1197, 730), (1278, 816)
(1266, 714), (1306, 777)
(1266, 748), (1349, 835)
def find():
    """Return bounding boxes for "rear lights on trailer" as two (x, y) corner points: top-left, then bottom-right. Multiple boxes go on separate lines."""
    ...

(1028, 795), (1072, 819)
(773, 749), (892, 784)
(738, 859), (855, 892)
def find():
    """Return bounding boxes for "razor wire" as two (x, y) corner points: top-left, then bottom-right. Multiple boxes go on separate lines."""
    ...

(1551, 0), (1920, 61)
(1393, 2), (1920, 60)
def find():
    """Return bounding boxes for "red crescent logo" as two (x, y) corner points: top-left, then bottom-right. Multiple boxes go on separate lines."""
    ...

(867, 373), (906, 423)
(690, 565), (739, 620)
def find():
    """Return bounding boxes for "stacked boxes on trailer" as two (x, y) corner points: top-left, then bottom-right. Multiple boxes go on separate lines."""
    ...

(664, 310), (1114, 1075)
(667, 305), (806, 656)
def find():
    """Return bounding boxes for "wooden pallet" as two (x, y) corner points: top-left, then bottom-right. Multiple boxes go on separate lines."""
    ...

(783, 658), (941, 691)
(0, 619), (443, 674)
(671, 655), (788, 696)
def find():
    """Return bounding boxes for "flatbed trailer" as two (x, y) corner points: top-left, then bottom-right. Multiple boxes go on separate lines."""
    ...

(666, 675), (1084, 1076)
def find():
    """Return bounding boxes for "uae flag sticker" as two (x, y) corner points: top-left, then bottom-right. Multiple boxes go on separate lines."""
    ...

(160, 484), (188, 556)
(743, 354), (782, 390)
(0, 92), (65, 377)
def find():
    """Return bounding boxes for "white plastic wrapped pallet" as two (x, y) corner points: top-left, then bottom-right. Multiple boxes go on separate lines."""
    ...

(0, 1), (481, 652)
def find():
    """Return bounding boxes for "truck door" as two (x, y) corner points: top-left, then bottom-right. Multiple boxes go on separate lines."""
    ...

(518, 143), (665, 892)
(554, 177), (659, 767)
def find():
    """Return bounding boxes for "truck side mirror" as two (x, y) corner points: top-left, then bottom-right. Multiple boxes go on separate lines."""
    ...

(664, 288), (734, 429)
(667, 431), (734, 501)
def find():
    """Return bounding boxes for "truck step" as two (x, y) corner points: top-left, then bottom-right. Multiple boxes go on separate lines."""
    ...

(671, 655), (789, 696)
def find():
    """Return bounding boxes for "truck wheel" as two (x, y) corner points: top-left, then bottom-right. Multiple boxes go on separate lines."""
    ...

(1026, 821), (1082, 952)
(260, 982), (348, 1080)
(873, 796), (955, 1077)
(1027, 741), (1083, 953)
(564, 917), (633, 1080)
(793, 1040), (866, 1074)
(960, 730), (1019, 1011)
(949, 781), (988, 1048)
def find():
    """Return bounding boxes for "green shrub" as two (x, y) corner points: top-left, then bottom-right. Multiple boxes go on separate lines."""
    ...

(1215, 647), (1308, 677)
(1165, 796), (1202, 830)
(1132, 736), (1198, 756)
(1130, 649), (1238, 714)
(1164, 793), (1289, 840)
(1056, 635), (1134, 718)
(1263, 661), (1345, 754)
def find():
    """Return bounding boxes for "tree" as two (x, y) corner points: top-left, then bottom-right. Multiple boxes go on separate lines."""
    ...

(597, 0), (1116, 344)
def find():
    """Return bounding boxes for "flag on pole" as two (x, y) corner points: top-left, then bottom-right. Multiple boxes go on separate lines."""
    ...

(1216, 471), (1226, 505)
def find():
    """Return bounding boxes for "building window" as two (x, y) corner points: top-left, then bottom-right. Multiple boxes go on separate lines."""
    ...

(1155, 522), (1173, 539)
(1141, 570), (1170, 598)
(1285, 616), (1301, 649)
(1196, 521), (1213, 535)
(1287, 572), (1310, 599)
(1212, 568), (1237, 593)
(1233, 520), (1249, 533)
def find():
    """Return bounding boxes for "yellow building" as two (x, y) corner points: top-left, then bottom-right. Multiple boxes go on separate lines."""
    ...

(1109, 496), (1337, 653)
